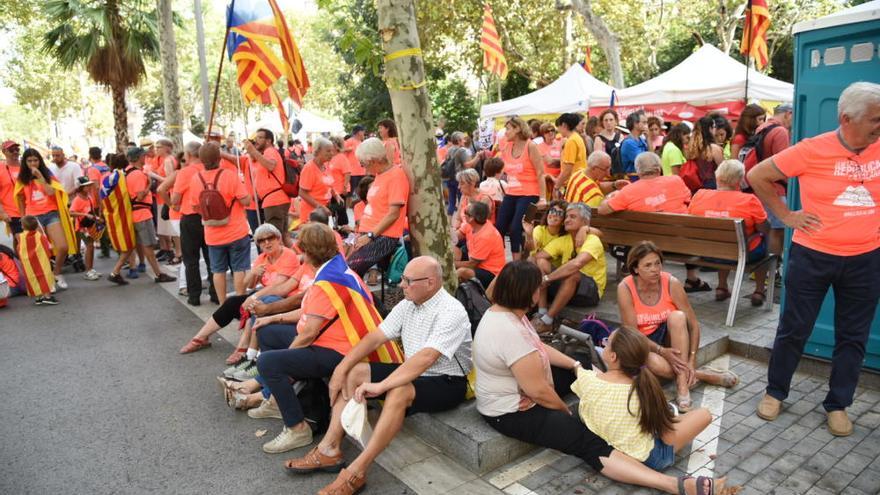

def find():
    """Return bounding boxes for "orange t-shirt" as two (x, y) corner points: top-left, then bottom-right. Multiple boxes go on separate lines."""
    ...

(287, 263), (317, 297)
(0, 252), (21, 290)
(688, 189), (767, 250)
(458, 193), (495, 227)
(252, 147), (288, 208)
(236, 156), (257, 211)
(69, 194), (96, 231)
(538, 138), (563, 177)
(384, 138), (402, 166)
(16, 181), (59, 216)
(359, 166), (409, 238)
(461, 222), (506, 275)
(501, 141), (540, 196)
(125, 168), (153, 223)
(607, 175), (690, 213)
(253, 247), (300, 287)
(353, 201), (365, 224)
(772, 130), (880, 256)
(189, 168), (250, 246)
(437, 145), (449, 164)
(298, 160), (334, 222)
(345, 137), (364, 177)
(301, 275), (371, 355)
(623, 272), (678, 336)
(173, 163), (205, 216)
(0, 163), (21, 217)
(328, 153), (350, 195)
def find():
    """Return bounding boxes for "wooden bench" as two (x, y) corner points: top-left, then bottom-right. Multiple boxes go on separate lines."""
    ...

(589, 209), (778, 327)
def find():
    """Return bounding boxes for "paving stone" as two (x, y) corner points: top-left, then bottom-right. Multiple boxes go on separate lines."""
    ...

(550, 455), (586, 474)
(837, 451), (873, 477)
(720, 423), (754, 444)
(797, 411), (825, 429)
(814, 470), (856, 493)
(807, 426), (836, 444)
(520, 466), (564, 492)
(802, 452), (837, 476)
(854, 411), (880, 429)
(779, 468), (822, 493)
(751, 422), (784, 442)
(739, 453), (780, 475)
(533, 466), (592, 495)
(746, 468), (784, 492)
(847, 400), (875, 417)
(804, 486), (836, 495)
(855, 388), (880, 405)
(769, 453), (807, 476)
(777, 424), (812, 442)
(787, 399), (819, 416)
(789, 437), (828, 458)
(848, 469), (880, 495)
(727, 437), (764, 458)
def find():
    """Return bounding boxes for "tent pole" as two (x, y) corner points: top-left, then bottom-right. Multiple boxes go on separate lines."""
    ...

(744, 0), (753, 103)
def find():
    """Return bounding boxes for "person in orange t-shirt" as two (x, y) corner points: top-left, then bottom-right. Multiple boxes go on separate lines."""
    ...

(254, 223), (361, 452)
(327, 136), (351, 227)
(235, 128), (290, 245)
(687, 160), (769, 305)
(298, 138), (336, 223)
(69, 176), (104, 280)
(0, 141), (22, 237)
(190, 142), (251, 305)
(124, 147), (176, 284)
(378, 119), (402, 166)
(347, 138), (410, 276)
(748, 83), (880, 429)
(344, 125), (366, 194)
(455, 200), (505, 288)
(599, 152), (691, 215)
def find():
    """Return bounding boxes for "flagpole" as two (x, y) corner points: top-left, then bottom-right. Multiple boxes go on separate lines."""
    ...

(208, 0), (236, 136)
(744, 0), (753, 104)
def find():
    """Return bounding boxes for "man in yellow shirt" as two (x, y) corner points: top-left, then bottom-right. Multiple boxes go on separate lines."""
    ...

(532, 202), (606, 333)
(553, 113), (587, 197)
(565, 151), (630, 207)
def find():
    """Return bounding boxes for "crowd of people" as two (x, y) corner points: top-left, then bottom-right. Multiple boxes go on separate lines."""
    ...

(1, 80), (878, 495)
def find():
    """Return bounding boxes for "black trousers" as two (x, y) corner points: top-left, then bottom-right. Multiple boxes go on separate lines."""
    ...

(767, 244), (880, 411)
(211, 293), (249, 327)
(180, 214), (212, 299)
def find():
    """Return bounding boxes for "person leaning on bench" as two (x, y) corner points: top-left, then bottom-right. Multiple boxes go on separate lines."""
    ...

(285, 256), (472, 495)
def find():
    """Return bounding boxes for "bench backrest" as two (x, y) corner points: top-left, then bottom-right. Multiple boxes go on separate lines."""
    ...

(589, 209), (746, 261)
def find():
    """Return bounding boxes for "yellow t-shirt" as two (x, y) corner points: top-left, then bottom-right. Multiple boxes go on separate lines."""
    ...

(530, 225), (562, 257)
(541, 233), (606, 296)
(571, 368), (654, 461)
(561, 133), (587, 175)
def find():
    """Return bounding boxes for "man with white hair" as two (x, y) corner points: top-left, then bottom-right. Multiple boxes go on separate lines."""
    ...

(48, 146), (83, 196)
(597, 152), (691, 215)
(749, 81), (880, 437)
(565, 151), (630, 207)
(298, 137), (336, 224)
(347, 137), (410, 276)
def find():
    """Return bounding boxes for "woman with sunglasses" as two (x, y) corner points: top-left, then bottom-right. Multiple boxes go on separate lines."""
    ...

(523, 200), (567, 260)
(180, 223), (301, 357)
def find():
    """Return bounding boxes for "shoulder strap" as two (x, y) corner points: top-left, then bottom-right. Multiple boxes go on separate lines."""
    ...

(197, 171), (208, 188)
(211, 168), (223, 189)
(314, 314), (340, 341)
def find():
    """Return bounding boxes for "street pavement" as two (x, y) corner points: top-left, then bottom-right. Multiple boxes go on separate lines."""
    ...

(0, 256), (412, 495)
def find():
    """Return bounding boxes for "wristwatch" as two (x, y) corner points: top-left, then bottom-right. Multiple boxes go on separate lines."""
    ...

(571, 360), (582, 371)
(366, 232), (375, 239)
(542, 274), (550, 284)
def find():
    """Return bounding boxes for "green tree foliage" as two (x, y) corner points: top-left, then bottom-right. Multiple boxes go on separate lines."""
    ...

(428, 76), (478, 135)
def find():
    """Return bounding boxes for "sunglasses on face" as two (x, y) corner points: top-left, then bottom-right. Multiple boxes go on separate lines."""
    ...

(401, 275), (430, 285)
(548, 209), (564, 216)
(256, 237), (277, 244)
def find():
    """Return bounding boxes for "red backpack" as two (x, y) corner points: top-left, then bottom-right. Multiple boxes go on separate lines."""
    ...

(197, 170), (232, 226)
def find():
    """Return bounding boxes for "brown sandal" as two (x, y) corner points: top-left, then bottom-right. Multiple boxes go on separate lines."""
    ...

(715, 287), (731, 301)
(750, 291), (766, 307)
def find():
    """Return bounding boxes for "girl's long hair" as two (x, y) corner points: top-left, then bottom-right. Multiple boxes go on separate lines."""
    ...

(733, 104), (767, 138)
(685, 116), (716, 161)
(610, 326), (676, 437)
(17, 149), (53, 185)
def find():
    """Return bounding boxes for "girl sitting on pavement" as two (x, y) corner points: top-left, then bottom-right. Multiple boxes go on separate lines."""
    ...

(572, 326), (714, 473)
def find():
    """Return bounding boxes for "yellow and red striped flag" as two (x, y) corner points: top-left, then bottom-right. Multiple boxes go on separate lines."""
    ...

(740, 0), (771, 70)
(100, 170), (136, 253)
(582, 46), (593, 74)
(480, 4), (508, 80)
(16, 230), (55, 297)
(267, 0), (310, 108)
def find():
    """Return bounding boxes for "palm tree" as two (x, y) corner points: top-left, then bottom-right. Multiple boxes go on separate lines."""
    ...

(42, 0), (160, 151)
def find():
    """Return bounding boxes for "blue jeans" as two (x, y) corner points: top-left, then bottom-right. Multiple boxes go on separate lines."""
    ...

(208, 235), (251, 274)
(495, 194), (538, 254)
(257, 345), (344, 427)
(256, 323), (298, 351)
(247, 295), (283, 327)
(766, 243), (880, 411)
(445, 179), (460, 216)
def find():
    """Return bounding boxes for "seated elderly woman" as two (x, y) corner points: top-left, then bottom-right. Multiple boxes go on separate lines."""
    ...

(687, 160), (769, 306)
(474, 261), (737, 495)
(454, 201), (506, 287)
(179, 223), (302, 360)
(617, 241), (738, 412)
(452, 168), (494, 232)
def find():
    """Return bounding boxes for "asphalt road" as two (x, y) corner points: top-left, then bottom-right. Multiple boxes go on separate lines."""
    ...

(0, 256), (412, 495)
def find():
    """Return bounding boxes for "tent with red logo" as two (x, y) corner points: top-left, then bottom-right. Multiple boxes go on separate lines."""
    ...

(589, 44), (793, 121)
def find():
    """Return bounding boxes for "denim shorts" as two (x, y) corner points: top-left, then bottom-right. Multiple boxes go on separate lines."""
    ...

(643, 437), (675, 470)
(647, 322), (669, 345)
(36, 210), (61, 228)
(208, 235), (252, 274)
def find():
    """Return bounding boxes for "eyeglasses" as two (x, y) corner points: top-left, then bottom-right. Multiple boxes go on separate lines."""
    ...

(256, 237), (277, 244)
(401, 275), (430, 285)
(548, 209), (564, 216)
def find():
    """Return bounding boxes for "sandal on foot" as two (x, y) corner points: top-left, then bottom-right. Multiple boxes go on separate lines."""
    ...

(226, 348), (248, 365)
(684, 278), (712, 293)
(676, 393), (693, 412)
(702, 367), (739, 388)
(714, 287), (731, 301)
(180, 337), (211, 354)
(749, 291), (766, 307)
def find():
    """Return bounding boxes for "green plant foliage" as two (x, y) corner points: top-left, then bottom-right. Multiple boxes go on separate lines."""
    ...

(429, 77), (478, 135)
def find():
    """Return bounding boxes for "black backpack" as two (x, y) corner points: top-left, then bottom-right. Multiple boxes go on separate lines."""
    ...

(455, 279), (492, 336)
(440, 146), (462, 180)
(599, 133), (624, 175)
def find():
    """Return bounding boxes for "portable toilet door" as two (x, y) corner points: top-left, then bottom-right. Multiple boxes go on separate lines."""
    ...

(789, 1), (880, 371)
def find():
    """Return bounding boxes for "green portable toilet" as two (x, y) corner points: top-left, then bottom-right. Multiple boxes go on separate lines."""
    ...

(788, 1), (880, 370)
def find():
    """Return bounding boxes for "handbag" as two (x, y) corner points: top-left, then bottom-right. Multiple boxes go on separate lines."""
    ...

(678, 159), (702, 192)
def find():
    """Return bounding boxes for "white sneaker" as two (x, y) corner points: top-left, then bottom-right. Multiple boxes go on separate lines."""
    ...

(55, 275), (68, 290)
(262, 425), (313, 453)
(248, 398), (283, 419)
(83, 269), (101, 281)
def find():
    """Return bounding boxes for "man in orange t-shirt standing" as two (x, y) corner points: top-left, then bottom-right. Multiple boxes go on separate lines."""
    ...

(344, 125), (366, 198)
(237, 128), (290, 246)
(748, 82), (880, 437)
(0, 140), (23, 241)
(124, 147), (177, 284)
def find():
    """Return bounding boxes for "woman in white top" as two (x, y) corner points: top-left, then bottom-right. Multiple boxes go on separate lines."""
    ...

(474, 261), (737, 495)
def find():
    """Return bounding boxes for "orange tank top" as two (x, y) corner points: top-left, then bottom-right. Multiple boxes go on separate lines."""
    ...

(623, 272), (677, 336)
(501, 140), (540, 196)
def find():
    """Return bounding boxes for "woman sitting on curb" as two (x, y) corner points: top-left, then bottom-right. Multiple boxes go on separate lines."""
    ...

(617, 241), (738, 411)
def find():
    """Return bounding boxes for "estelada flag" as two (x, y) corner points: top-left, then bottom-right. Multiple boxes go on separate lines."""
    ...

(313, 254), (404, 364)
(16, 230), (55, 297)
(740, 0), (771, 70)
(100, 170), (136, 253)
(13, 178), (78, 256)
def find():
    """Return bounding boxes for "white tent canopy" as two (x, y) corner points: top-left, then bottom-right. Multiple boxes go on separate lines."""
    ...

(589, 44), (793, 109)
(480, 63), (615, 119)
(242, 104), (344, 138)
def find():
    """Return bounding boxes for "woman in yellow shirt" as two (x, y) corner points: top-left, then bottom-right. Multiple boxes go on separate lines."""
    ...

(522, 200), (566, 260)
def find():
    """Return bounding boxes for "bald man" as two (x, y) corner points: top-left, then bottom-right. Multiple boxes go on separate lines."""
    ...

(285, 256), (472, 495)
